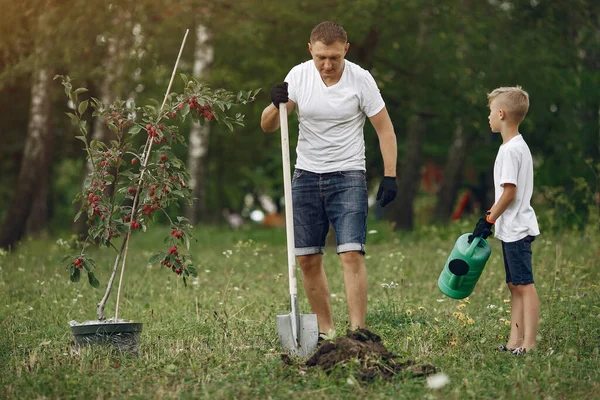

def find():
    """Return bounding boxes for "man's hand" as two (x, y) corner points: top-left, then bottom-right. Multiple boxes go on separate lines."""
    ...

(376, 177), (397, 207)
(271, 82), (288, 108)
(468, 211), (495, 243)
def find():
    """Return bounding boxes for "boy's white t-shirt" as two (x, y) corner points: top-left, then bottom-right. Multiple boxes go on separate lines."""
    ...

(493, 134), (540, 242)
(284, 59), (385, 173)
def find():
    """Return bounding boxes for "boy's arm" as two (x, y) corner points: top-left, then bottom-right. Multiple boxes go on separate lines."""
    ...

(488, 183), (516, 222)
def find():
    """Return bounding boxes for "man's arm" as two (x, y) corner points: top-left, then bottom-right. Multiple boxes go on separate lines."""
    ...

(260, 101), (296, 132)
(488, 183), (516, 221)
(369, 107), (397, 177)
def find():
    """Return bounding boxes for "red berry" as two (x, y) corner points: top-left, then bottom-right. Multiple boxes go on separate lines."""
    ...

(161, 154), (167, 161)
(132, 158), (138, 164)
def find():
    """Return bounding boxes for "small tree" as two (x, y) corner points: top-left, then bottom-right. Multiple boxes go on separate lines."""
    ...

(56, 67), (258, 321)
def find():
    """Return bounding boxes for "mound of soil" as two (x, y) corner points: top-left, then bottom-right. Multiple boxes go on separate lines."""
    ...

(303, 329), (436, 381)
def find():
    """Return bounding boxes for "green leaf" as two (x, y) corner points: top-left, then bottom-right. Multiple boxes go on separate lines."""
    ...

(78, 100), (89, 115)
(78, 120), (88, 134)
(181, 103), (190, 117)
(187, 266), (198, 277)
(182, 276), (187, 287)
(74, 88), (88, 95)
(82, 259), (92, 272)
(88, 271), (100, 288)
(180, 73), (189, 84)
(73, 210), (83, 222)
(66, 112), (79, 126)
(70, 267), (81, 283)
(74, 135), (87, 144)
(148, 252), (165, 264)
(129, 125), (142, 135)
(108, 123), (119, 134)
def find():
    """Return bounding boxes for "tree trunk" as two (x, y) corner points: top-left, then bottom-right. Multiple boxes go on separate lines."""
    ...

(434, 120), (469, 220)
(184, 24), (213, 224)
(0, 67), (53, 249)
(390, 114), (425, 230)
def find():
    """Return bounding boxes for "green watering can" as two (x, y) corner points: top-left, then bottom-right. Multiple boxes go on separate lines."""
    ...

(438, 233), (492, 299)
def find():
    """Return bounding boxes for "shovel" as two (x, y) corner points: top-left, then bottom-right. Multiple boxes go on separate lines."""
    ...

(276, 102), (319, 358)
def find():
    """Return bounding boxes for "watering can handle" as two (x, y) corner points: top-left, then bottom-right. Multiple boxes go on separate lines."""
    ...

(466, 236), (482, 258)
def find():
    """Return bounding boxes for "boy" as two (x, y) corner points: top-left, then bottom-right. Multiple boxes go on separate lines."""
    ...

(469, 86), (540, 355)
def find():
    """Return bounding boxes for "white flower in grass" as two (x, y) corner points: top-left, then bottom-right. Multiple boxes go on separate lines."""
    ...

(426, 373), (450, 389)
(234, 287), (239, 291)
(192, 279), (199, 285)
(368, 230), (378, 234)
(222, 250), (233, 258)
(205, 269), (211, 273)
(436, 298), (445, 303)
(381, 281), (399, 289)
(18, 267), (25, 272)
(28, 306), (33, 311)
(486, 304), (497, 309)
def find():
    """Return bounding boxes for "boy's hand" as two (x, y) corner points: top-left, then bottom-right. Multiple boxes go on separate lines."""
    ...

(376, 176), (397, 207)
(468, 211), (495, 243)
(271, 82), (288, 108)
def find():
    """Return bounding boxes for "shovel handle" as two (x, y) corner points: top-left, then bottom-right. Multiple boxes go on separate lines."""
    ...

(280, 102), (297, 297)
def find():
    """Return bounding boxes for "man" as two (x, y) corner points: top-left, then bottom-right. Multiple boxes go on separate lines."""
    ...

(260, 21), (397, 335)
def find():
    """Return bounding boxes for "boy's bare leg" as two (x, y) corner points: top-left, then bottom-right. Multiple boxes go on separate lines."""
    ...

(297, 254), (335, 334)
(340, 251), (367, 330)
(507, 283), (524, 349)
(520, 284), (540, 350)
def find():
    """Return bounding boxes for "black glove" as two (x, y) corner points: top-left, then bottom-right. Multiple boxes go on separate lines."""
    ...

(468, 211), (494, 243)
(270, 82), (288, 108)
(376, 176), (397, 207)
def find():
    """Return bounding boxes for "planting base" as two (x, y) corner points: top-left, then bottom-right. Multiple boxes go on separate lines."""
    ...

(70, 320), (143, 354)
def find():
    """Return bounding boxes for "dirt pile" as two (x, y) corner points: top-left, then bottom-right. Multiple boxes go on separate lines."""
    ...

(303, 329), (436, 381)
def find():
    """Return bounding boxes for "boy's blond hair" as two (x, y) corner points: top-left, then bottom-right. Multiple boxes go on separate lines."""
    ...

(487, 86), (530, 124)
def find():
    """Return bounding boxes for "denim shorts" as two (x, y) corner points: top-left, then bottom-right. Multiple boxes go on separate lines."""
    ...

(292, 169), (368, 255)
(502, 235), (535, 285)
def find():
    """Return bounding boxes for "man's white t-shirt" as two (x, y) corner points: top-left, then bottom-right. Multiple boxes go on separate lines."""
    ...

(284, 60), (385, 173)
(493, 134), (540, 242)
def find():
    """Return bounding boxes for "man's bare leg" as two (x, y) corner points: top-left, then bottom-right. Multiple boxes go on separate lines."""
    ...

(297, 254), (334, 334)
(339, 251), (367, 330)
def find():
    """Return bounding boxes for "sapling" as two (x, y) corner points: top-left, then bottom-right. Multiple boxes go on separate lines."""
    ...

(57, 31), (259, 323)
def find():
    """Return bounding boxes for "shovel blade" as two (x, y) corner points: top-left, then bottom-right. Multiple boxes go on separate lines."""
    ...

(276, 313), (319, 358)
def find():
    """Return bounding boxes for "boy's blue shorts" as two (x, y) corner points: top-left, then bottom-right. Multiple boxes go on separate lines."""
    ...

(502, 236), (535, 285)
(291, 169), (368, 256)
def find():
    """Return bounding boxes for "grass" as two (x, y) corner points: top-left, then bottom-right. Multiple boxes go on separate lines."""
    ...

(1, 217), (599, 399)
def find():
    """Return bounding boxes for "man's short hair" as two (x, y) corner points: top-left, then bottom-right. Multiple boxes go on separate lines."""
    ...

(487, 86), (530, 124)
(310, 21), (347, 45)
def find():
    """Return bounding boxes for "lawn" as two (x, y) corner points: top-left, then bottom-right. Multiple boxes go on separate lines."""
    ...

(1, 218), (599, 399)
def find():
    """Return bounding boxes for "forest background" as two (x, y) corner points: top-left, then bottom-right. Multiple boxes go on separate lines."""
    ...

(0, 0), (598, 248)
